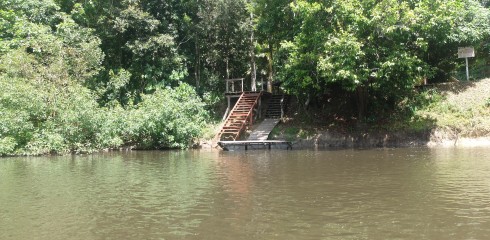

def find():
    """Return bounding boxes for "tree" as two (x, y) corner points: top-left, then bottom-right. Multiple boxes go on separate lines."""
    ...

(0, 0), (209, 155)
(0, 0), (110, 154)
(56, 0), (183, 105)
(279, 0), (490, 120)
(180, 0), (251, 93)
(254, 0), (298, 92)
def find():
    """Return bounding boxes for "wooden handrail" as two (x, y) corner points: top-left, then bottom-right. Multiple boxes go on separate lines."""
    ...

(225, 78), (244, 93)
(217, 92), (262, 140)
(222, 92), (245, 125)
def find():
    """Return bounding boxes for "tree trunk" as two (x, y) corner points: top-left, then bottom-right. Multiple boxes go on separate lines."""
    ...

(356, 85), (368, 121)
(195, 40), (200, 90)
(250, 11), (256, 92)
(267, 43), (273, 93)
(304, 93), (311, 110)
(226, 58), (230, 80)
(225, 30), (230, 80)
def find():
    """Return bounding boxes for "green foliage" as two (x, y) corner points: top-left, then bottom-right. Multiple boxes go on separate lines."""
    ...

(282, 127), (300, 141)
(0, 137), (16, 156)
(407, 79), (490, 135)
(278, 0), (489, 120)
(0, 0), (61, 25)
(269, 126), (315, 141)
(1, 0), (489, 155)
(61, 0), (186, 104)
(124, 84), (208, 149)
(0, 76), (110, 155)
(0, 1), (209, 155)
(0, 75), (208, 155)
(178, 0), (251, 91)
(202, 91), (225, 119)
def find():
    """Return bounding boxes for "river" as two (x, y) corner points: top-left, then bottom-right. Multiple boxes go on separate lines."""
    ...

(1, 148), (490, 239)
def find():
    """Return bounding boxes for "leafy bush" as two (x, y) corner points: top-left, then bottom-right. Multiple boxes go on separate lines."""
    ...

(0, 75), (117, 155)
(125, 84), (208, 149)
(0, 137), (16, 156)
(0, 76), (207, 155)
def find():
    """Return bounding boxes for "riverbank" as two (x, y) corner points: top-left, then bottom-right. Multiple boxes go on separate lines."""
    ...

(264, 78), (490, 149)
(267, 128), (490, 149)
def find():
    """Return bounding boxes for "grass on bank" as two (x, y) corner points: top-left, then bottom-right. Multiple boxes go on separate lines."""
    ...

(411, 78), (490, 137)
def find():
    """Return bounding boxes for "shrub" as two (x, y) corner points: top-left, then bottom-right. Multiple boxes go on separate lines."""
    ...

(125, 84), (208, 149)
(0, 77), (208, 155)
(0, 137), (16, 156)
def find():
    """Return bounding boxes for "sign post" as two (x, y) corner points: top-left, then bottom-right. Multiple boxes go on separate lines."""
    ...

(458, 47), (475, 81)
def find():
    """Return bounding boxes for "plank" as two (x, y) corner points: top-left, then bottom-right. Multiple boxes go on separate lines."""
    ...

(247, 118), (280, 141)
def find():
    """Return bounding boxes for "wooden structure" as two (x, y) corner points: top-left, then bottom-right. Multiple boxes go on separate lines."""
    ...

(247, 119), (280, 141)
(223, 78), (263, 121)
(225, 78), (244, 94)
(265, 94), (289, 119)
(216, 78), (291, 150)
(218, 140), (292, 151)
(217, 91), (262, 141)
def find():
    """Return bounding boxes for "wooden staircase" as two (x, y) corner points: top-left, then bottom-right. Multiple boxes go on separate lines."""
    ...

(265, 94), (289, 118)
(217, 92), (262, 141)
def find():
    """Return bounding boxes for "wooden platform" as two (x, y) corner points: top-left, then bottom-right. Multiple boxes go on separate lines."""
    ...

(248, 118), (280, 141)
(218, 140), (292, 151)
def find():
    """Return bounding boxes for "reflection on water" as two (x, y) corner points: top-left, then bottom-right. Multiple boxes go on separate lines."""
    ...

(1, 148), (490, 239)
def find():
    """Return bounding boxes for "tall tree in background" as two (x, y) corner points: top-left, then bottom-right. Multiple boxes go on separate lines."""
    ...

(4, 0), (489, 115)
(254, 0), (298, 92)
(248, 0), (257, 91)
(190, 0), (250, 92)
(279, 0), (490, 120)
(63, 0), (252, 98)
(65, 0), (183, 104)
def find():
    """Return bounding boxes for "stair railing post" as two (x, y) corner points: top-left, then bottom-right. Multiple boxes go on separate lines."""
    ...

(222, 96), (231, 121)
(258, 97), (262, 118)
(250, 109), (253, 126)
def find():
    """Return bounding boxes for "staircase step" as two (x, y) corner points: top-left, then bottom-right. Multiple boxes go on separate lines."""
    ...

(217, 92), (263, 141)
(221, 130), (240, 133)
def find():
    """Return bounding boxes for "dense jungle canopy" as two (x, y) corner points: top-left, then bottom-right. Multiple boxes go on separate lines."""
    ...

(0, 0), (489, 155)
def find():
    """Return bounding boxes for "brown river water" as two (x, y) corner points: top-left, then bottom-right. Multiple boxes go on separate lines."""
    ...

(1, 148), (490, 240)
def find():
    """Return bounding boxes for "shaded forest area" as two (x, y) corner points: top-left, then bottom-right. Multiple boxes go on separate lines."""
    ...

(1, 0), (489, 155)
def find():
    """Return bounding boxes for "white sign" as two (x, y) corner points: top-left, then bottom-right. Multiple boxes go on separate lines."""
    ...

(458, 47), (475, 58)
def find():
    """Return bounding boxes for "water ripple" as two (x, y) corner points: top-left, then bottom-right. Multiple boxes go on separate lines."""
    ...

(1, 149), (490, 239)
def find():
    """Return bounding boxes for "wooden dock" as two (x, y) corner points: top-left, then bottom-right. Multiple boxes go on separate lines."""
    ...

(218, 140), (292, 151)
(216, 79), (292, 151)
